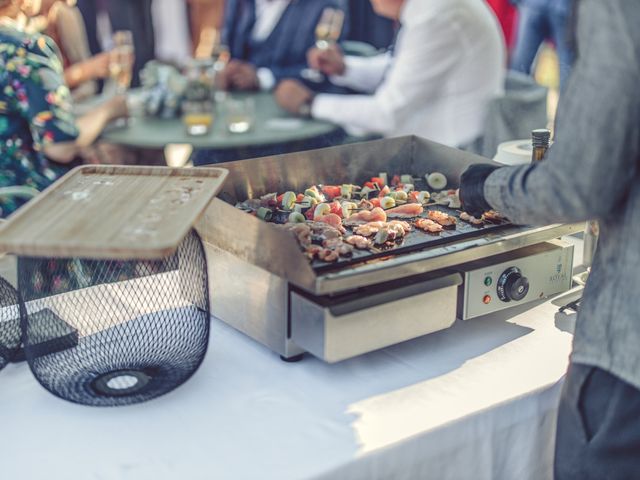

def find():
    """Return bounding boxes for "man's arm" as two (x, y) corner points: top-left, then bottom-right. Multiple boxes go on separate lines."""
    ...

(329, 53), (392, 93)
(483, 0), (640, 225)
(311, 13), (462, 136)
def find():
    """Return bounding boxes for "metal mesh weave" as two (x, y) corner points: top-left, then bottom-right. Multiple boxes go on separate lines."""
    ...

(17, 231), (210, 407)
(0, 275), (21, 371)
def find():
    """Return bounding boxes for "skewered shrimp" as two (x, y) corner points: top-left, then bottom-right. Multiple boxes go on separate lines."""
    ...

(386, 203), (424, 218)
(317, 249), (340, 262)
(374, 228), (393, 245)
(345, 235), (372, 249)
(305, 245), (323, 260)
(483, 210), (505, 223)
(354, 221), (386, 237)
(283, 223), (312, 246)
(358, 199), (374, 211)
(335, 243), (354, 256)
(316, 213), (346, 233)
(415, 218), (444, 233)
(388, 220), (412, 234)
(309, 222), (341, 239)
(427, 210), (457, 227)
(344, 207), (387, 225)
(460, 212), (484, 225)
(432, 190), (461, 209)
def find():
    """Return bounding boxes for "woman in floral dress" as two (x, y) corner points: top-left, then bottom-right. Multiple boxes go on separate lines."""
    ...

(0, 0), (127, 218)
(1, 0), (130, 298)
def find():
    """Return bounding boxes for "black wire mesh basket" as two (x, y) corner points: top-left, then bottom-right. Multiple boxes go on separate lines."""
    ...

(0, 275), (21, 372)
(17, 230), (210, 407)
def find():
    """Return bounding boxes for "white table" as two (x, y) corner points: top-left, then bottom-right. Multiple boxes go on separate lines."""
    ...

(0, 290), (577, 480)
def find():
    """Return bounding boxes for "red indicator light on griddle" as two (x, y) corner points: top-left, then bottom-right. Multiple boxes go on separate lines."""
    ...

(483, 295), (492, 305)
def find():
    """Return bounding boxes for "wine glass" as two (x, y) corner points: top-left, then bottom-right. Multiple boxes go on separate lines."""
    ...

(302, 8), (345, 83)
(109, 30), (135, 95)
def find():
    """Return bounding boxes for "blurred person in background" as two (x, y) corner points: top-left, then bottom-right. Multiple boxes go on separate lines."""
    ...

(345, 0), (395, 50)
(218, 0), (347, 92)
(460, 1), (640, 477)
(485, 0), (518, 52)
(0, 0), (128, 217)
(37, 0), (111, 99)
(187, 0), (224, 58)
(275, 0), (505, 149)
(510, 0), (574, 89)
(74, 0), (153, 87)
(104, 0), (154, 87)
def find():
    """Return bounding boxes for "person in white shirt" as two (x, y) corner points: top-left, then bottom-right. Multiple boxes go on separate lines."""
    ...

(275, 0), (506, 148)
(218, 0), (346, 92)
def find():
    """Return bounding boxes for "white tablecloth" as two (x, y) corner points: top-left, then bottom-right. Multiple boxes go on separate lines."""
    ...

(0, 296), (576, 480)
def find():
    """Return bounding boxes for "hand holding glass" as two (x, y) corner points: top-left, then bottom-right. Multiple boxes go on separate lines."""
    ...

(110, 31), (135, 94)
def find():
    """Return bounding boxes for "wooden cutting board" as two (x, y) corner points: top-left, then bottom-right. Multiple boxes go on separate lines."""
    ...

(0, 165), (228, 260)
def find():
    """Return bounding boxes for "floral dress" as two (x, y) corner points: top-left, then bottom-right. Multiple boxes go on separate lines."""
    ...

(0, 21), (78, 218)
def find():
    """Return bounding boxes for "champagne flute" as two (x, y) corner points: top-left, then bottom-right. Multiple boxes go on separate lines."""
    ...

(110, 30), (135, 95)
(302, 8), (345, 83)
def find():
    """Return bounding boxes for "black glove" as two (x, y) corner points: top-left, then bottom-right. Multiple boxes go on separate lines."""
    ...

(459, 164), (501, 218)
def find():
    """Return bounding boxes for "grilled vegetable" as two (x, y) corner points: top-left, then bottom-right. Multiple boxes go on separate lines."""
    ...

(329, 201), (344, 218)
(305, 186), (324, 202)
(341, 184), (353, 199)
(400, 174), (413, 185)
(380, 197), (396, 209)
(426, 172), (447, 190)
(321, 185), (341, 200)
(314, 203), (332, 219)
(288, 212), (306, 223)
(418, 191), (431, 204)
(281, 191), (297, 210)
(374, 228), (389, 245)
(341, 201), (358, 218)
(391, 190), (408, 203)
(402, 183), (415, 193)
(257, 207), (273, 221)
(371, 177), (386, 188)
(378, 185), (391, 198)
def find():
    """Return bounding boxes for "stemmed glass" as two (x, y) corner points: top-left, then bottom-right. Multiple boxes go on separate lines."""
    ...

(302, 8), (345, 83)
(109, 30), (135, 95)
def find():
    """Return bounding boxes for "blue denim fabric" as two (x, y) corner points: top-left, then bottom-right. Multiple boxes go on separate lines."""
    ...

(510, 1), (575, 88)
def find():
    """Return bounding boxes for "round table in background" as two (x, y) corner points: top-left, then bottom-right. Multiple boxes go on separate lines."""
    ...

(101, 92), (340, 152)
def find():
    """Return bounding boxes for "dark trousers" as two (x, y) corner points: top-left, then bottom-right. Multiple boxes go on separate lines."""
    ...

(510, 3), (575, 89)
(555, 363), (640, 480)
(105, 0), (155, 87)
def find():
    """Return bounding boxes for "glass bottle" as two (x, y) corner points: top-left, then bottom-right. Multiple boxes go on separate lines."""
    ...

(531, 129), (551, 162)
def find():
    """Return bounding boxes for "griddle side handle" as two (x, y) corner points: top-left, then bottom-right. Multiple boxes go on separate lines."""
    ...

(328, 273), (462, 317)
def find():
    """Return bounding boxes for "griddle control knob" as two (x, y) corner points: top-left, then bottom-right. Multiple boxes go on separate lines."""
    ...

(497, 267), (530, 302)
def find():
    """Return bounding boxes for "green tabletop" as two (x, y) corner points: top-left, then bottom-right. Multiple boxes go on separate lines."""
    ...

(100, 92), (339, 150)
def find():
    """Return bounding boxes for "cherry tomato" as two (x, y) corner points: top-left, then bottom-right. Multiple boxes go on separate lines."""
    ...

(378, 185), (391, 198)
(329, 201), (343, 218)
(296, 193), (305, 203)
(305, 204), (317, 220)
(321, 185), (341, 200)
(370, 198), (381, 208)
(371, 177), (385, 188)
(364, 181), (376, 190)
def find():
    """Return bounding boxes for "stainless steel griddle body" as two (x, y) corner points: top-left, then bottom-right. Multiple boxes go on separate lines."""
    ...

(196, 136), (579, 362)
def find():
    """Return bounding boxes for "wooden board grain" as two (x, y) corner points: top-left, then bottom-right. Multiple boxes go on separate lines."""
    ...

(0, 165), (228, 260)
